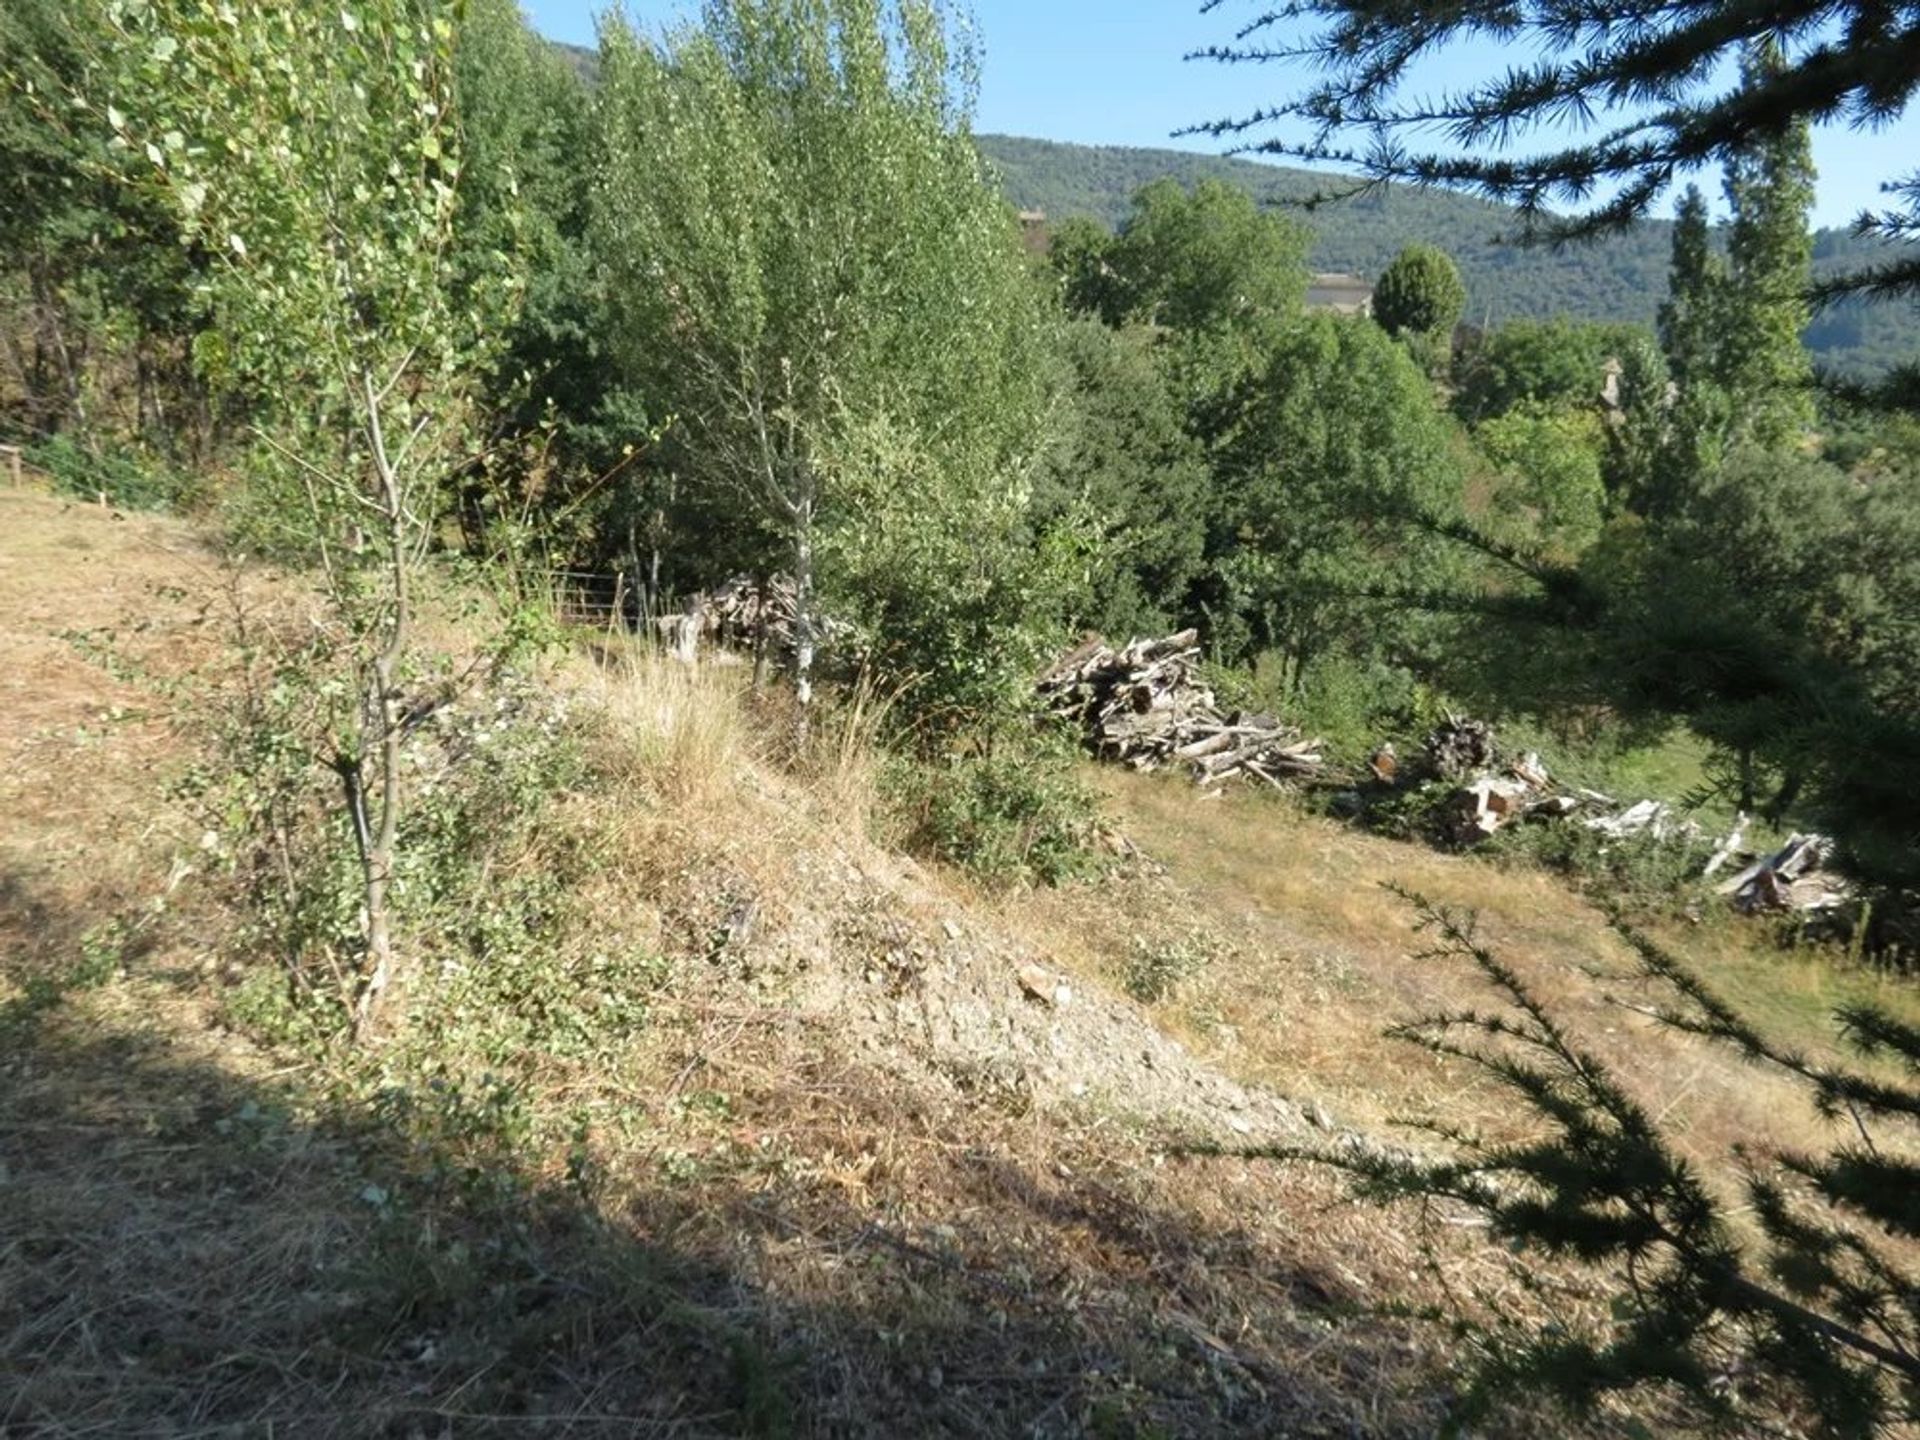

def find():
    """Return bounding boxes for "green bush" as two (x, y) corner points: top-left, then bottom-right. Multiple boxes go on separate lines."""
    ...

(1123, 928), (1223, 1004)
(885, 737), (1103, 887)
(26, 434), (199, 511)
(1486, 815), (1708, 907)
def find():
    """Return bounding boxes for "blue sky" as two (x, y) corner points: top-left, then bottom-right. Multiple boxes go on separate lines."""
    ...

(520, 0), (1918, 229)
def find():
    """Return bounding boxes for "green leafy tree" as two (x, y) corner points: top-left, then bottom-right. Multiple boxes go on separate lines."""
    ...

(1476, 405), (1608, 559)
(1371, 242), (1466, 360)
(1211, 313), (1464, 686)
(592, 0), (1060, 731)
(1096, 177), (1309, 438)
(1453, 317), (1624, 423)
(1035, 318), (1210, 638)
(1720, 42), (1818, 449)
(1657, 184), (1724, 390)
(1, 0), (205, 448)
(100, 0), (523, 1035)
(1045, 213), (1118, 320)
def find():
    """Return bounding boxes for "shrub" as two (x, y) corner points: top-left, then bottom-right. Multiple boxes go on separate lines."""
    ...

(26, 434), (200, 511)
(885, 737), (1102, 887)
(1123, 927), (1224, 1004)
(1486, 813), (1708, 907)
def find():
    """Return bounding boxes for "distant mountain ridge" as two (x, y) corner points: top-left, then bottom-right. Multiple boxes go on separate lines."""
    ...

(976, 134), (1915, 377)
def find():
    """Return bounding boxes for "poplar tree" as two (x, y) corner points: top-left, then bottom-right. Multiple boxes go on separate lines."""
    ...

(592, 0), (1059, 732)
(1721, 43), (1819, 448)
(99, 0), (522, 1035)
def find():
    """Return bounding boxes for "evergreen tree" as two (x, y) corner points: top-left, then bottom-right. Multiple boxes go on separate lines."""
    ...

(1035, 319), (1210, 639)
(1721, 42), (1819, 448)
(1196, 0), (1920, 299)
(1657, 185), (1723, 390)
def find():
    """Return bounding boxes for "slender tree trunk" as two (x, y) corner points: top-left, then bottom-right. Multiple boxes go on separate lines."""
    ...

(751, 571), (772, 697)
(1766, 768), (1806, 826)
(350, 371), (411, 1041)
(791, 504), (816, 748)
(30, 263), (87, 435)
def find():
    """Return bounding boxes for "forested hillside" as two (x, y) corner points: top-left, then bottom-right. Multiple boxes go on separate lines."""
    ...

(979, 133), (1919, 376)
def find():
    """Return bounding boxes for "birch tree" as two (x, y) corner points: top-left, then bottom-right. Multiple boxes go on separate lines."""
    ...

(99, 0), (521, 1035)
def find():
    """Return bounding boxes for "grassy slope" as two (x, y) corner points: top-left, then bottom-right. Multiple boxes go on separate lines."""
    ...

(4, 488), (1915, 1436)
(978, 132), (1919, 378)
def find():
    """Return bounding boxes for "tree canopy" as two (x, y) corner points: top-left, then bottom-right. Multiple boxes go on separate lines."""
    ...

(1192, 0), (1920, 298)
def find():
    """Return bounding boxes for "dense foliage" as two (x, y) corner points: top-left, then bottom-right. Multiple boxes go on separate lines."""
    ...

(977, 134), (1920, 379)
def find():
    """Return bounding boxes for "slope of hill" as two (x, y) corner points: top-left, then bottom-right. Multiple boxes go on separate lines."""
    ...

(10, 483), (1919, 1435)
(978, 133), (1918, 377)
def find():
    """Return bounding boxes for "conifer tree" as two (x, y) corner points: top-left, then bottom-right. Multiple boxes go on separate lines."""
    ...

(1195, 0), (1920, 299)
(1721, 42), (1819, 448)
(1657, 185), (1722, 390)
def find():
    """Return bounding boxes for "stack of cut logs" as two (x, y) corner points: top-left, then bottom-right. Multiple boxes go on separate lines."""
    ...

(657, 575), (825, 662)
(1039, 631), (1323, 790)
(699, 575), (798, 649)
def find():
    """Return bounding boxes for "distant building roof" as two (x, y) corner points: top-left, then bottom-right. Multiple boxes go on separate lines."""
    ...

(1305, 272), (1373, 315)
(1016, 208), (1050, 255)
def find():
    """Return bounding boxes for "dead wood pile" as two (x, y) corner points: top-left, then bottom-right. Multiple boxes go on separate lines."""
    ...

(1719, 834), (1852, 914)
(1410, 718), (1851, 913)
(1039, 631), (1323, 790)
(656, 575), (857, 662)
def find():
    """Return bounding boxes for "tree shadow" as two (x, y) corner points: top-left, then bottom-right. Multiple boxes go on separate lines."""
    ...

(2, 870), (1476, 1439)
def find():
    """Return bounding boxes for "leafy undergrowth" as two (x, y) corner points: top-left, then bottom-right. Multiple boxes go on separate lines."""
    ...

(8, 489), (1911, 1437)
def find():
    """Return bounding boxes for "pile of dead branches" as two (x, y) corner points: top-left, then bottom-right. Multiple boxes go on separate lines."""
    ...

(657, 575), (857, 663)
(1039, 631), (1323, 790)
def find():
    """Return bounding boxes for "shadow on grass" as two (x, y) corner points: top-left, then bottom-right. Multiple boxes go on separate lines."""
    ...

(1, 874), (1470, 1439)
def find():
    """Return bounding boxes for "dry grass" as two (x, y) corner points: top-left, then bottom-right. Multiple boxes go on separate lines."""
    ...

(1000, 768), (1920, 1188)
(2, 487), (1910, 1438)
(569, 634), (760, 812)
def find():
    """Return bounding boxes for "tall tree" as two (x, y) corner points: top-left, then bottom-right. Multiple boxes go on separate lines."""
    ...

(1210, 313), (1465, 684)
(1094, 178), (1309, 439)
(1721, 42), (1819, 448)
(1035, 318), (1211, 638)
(1, 0), (204, 448)
(1657, 184), (1723, 390)
(592, 0), (1059, 731)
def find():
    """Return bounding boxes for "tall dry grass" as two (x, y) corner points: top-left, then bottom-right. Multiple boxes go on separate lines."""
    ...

(567, 636), (757, 813)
